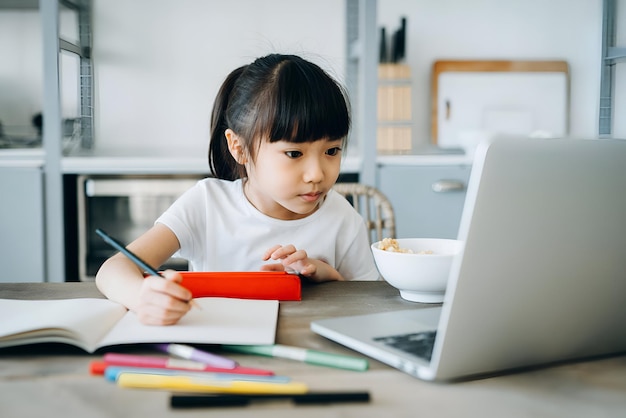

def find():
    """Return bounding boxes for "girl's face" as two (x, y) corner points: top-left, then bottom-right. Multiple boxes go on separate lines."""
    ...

(243, 137), (343, 220)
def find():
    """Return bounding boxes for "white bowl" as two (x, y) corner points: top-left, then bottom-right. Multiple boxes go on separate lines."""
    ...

(371, 238), (463, 303)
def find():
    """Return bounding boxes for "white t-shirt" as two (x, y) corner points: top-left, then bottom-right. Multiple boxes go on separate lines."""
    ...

(156, 178), (379, 281)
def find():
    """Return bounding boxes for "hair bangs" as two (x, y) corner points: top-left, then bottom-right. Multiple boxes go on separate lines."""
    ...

(261, 59), (350, 144)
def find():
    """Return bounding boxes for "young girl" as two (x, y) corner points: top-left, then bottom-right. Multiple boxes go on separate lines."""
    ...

(96, 54), (379, 325)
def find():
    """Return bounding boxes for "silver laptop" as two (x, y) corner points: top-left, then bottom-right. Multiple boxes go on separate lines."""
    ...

(312, 136), (626, 382)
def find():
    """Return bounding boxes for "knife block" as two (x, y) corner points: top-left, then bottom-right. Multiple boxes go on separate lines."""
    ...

(377, 63), (412, 154)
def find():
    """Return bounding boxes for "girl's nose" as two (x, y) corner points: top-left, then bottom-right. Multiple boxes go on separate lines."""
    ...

(303, 158), (324, 183)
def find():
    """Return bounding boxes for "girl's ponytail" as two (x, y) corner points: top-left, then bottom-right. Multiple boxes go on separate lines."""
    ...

(208, 65), (246, 180)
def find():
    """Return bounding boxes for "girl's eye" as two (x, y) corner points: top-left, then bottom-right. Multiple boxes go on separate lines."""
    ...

(285, 150), (303, 158)
(326, 147), (342, 156)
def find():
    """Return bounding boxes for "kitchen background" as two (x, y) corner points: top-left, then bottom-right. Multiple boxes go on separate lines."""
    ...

(1, 0), (625, 282)
(2, 0), (625, 153)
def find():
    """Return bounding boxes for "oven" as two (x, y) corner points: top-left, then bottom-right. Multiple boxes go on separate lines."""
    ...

(76, 175), (204, 281)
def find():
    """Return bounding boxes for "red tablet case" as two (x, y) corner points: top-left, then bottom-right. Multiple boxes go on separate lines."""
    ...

(179, 271), (301, 301)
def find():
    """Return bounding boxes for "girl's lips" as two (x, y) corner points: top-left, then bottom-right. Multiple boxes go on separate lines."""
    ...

(300, 191), (322, 203)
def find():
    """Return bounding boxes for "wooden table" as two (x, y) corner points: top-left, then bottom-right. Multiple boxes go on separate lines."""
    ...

(1, 281), (625, 417)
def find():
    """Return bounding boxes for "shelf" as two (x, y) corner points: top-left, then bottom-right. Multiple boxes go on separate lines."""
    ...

(599, 0), (622, 137)
(605, 47), (626, 62)
(0, 0), (38, 8)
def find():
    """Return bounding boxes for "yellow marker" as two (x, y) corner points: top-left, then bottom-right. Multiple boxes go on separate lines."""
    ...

(117, 373), (308, 395)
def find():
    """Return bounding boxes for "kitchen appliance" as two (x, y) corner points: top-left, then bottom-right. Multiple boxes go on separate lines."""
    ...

(76, 174), (204, 281)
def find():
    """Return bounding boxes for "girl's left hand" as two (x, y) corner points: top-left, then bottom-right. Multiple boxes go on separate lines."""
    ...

(261, 244), (316, 275)
(260, 244), (343, 282)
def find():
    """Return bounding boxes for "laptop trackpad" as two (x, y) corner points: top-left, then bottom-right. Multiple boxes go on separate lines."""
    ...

(363, 307), (441, 334)
(369, 308), (441, 361)
(313, 307), (441, 354)
(311, 307), (442, 374)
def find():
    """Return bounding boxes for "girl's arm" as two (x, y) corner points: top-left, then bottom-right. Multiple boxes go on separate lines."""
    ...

(261, 244), (344, 282)
(95, 223), (193, 325)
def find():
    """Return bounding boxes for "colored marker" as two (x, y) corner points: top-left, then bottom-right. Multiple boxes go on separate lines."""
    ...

(222, 344), (369, 371)
(103, 366), (290, 383)
(154, 343), (237, 369)
(117, 373), (308, 395)
(102, 353), (274, 376)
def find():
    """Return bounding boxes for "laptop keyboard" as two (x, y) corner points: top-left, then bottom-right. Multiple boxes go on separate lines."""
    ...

(374, 330), (437, 361)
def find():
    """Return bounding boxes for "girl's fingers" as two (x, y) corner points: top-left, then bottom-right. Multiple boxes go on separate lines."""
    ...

(282, 249), (308, 265)
(262, 245), (283, 260)
(143, 271), (192, 304)
(264, 244), (298, 260)
(162, 269), (183, 283)
(299, 263), (316, 276)
(260, 263), (286, 272)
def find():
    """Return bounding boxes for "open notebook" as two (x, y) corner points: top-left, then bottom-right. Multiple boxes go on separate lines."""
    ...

(0, 297), (278, 353)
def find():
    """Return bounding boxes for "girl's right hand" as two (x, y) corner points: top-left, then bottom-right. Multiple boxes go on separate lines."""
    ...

(134, 270), (193, 325)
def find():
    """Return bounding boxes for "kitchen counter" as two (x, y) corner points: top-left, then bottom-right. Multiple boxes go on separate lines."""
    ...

(62, 146), (364, 175)
(0, 145), (472, 173)
(377, 145), (472, 166)
(0, 148), (44, 168)
(377, 154), (472, 166)
(62, 145), (211, 174)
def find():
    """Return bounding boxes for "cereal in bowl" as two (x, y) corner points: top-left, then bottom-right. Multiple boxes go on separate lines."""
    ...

(378, 238), (434, 254)
(378, 238), (414, 253)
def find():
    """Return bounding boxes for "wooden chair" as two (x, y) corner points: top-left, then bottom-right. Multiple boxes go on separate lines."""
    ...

(333, 182), (396, 243)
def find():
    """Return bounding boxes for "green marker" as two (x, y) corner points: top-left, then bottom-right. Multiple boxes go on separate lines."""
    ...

(222, 344), (369, 372)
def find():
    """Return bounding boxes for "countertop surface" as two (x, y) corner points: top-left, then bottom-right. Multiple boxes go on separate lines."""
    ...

(63, 147), (213, 174)
(0, 148), (45, 168)
(0, 145), (472, 173)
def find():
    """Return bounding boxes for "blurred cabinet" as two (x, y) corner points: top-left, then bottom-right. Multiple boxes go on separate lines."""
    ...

(0, 166), (45, 282)
(377, 164), (471, 239)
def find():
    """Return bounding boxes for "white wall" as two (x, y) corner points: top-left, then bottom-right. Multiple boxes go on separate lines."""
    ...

(92, 0), (346, 155)
(1, 0), (623, 151)
(0, 10), (42, 136)
(377, 0), (620, 147)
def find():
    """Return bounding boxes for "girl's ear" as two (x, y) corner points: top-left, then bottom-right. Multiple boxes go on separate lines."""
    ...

(225, 129), (248, 164)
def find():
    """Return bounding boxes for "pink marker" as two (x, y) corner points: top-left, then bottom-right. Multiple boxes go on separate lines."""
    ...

(154, 343), (237, 369)
(102, 353), (274, 376)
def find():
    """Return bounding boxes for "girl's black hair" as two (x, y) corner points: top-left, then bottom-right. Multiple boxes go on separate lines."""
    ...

(208, 54), (351, 180)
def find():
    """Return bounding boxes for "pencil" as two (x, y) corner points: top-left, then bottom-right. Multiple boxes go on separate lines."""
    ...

(95, 228), (201, 310)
